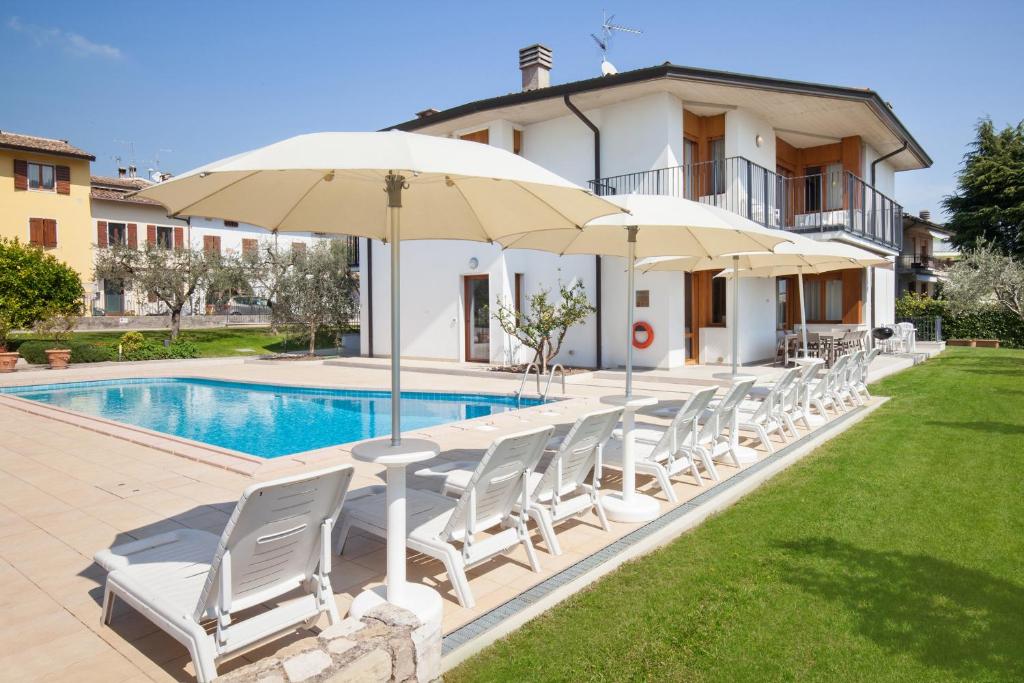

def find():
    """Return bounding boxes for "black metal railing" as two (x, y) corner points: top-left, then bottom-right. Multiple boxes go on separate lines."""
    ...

(896, 316), (943, 342)
(590, 156), (903, 250)
(896, 254), (950, 271)
(344, 235), (360, 268)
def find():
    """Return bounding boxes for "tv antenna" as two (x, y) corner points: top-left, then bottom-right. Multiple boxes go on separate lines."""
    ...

(590, 10), (642, 75)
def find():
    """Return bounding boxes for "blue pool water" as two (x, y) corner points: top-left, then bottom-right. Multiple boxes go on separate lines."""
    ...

(0, 378), (544, 458)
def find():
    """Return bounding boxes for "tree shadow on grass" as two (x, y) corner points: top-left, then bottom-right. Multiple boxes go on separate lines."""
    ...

(775, 537), (1024, 681)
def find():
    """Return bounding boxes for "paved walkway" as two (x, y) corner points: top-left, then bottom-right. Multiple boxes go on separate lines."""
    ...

(0, 345), (941, 681)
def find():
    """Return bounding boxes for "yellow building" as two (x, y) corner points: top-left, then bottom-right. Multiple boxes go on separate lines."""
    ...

(0, 130), (96, 294)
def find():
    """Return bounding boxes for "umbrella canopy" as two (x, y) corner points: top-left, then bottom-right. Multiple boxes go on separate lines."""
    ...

(500, 193), (790, 257)
(638, 232), (891, 274)
(135, 130), (622, 240)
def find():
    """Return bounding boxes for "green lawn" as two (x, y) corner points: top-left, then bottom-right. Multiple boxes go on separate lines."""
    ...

(17, 327), (349, 358)
(449, 348), (1024, 682)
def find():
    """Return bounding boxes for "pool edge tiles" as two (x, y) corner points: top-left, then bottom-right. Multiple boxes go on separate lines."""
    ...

(0, 377), (548, 459)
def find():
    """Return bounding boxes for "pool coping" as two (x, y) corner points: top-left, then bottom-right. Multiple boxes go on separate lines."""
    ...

(0, 375), (572, 476)
(439, 396), (888, 672)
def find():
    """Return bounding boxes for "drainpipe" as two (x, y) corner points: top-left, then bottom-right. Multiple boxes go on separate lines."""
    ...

(564, 94), (603, 368)
(869, 140), (907, 330)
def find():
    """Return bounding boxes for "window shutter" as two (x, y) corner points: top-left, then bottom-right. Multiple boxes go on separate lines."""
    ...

(174, 226), (184, 250)
(97, 221), (108, 247)
(214, 235), (221, 254)
(29, 218), (44, 246)
(14, 159), (28, 191)
(55, 165), (71, 195)
(43, 219), (57, 248)
(204, 234), (221, 254)
(148, 290), (158, 303)
(292, 242), (306, 253)
(841, 268), (863, 324)
(147, 224), (157, 245)
(242, 238), (257, 254)
(127, 223), (138, 249)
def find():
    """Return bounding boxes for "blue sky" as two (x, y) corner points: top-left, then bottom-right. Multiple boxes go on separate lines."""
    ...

(2, 1), (1021, 218)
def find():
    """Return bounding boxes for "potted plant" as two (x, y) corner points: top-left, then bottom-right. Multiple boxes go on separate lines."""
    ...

(0, 314), (18, 372)
(34, 305), (80, 370)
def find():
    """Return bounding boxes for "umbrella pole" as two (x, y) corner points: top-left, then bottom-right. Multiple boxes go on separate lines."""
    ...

(798, 267), (808, 356)
(387, 174), (404, 446)
(625, 227), (637, 399)
(731, 255), (740, 375)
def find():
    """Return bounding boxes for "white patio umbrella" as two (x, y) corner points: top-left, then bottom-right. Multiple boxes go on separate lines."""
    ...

(500, 193), (793, 522)
(136, 130), (622, 621)
(641, 234), (890, 360)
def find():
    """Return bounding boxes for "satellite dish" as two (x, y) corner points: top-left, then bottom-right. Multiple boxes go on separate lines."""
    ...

(601, 59), (618, 76)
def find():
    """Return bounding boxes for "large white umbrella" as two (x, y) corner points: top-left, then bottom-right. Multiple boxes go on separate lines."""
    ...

(641, 234), (890, 359)
(500, 194), (793, 522)
(136, 130), (621, 621)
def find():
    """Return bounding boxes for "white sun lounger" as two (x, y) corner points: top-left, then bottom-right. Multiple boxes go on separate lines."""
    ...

(415, 406), (622, 556)
(94, 464), (355, 683)
(338, 425), (552, 609)
(601, 386), (719, 503)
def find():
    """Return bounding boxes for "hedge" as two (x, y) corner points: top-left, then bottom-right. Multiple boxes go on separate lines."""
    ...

(895, 293), (1023, 348)
(16, 340), (116, 364)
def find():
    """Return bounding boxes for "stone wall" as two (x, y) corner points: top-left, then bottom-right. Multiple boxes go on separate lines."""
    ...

(75, 314), (273, 331)
(218, 605), (440, 683)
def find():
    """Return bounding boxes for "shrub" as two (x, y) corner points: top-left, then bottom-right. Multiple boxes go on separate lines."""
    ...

(119, 331), (146, 351)
(942, 307), (1024, 348)
(17, 340), (116, 364)
(121, 339), (200, 361)
(895, 292), (946, 319)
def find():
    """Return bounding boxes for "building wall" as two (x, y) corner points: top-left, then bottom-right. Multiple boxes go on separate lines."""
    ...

(0, 149), (94, 288)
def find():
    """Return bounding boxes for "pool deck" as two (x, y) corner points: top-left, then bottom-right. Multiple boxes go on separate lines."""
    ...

(0, 346), (941, 681)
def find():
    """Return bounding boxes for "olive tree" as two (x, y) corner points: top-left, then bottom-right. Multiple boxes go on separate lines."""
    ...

(492, 281), (594, 373)
(0, 238), (83, 350)
(942, 243), (1024, 323)
(94, 243), (219, 340)
(273, 240), (358, 355)
(241, 238), (295, 331)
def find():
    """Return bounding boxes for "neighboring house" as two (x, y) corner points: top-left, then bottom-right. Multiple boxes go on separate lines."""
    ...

(898, 210), (956, 298)
(360, 46), (931, 368)
(90, 170), (359, 316)
(90, 172), (188, 315)
(0, 130), (96, 303)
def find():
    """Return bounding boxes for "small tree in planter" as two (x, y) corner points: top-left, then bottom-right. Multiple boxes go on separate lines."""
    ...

(273, 240), (358, 356)
(0, 238), (84, 371)
(493, 281), (594, 374)
(94, 243), (221, 340)
(33, 304), (82, 369)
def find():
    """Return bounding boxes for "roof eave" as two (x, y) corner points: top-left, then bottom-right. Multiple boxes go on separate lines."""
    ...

(388, 63), (932, 169)
(0, 142), (96, 161)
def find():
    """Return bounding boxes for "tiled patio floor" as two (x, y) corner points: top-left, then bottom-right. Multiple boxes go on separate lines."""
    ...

(0, 348), (939, 681)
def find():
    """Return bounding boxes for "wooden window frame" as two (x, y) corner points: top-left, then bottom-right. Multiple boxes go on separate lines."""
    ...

(709, 274), (727, 327)
(514, 273), (524, 316)
(801, 274), (843, 324)
(27, 162), (56, 192)
(107, 222), (128, 246)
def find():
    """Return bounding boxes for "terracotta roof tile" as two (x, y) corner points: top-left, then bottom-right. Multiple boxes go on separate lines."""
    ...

(0, 130), (95, 160)
(90, 175), (162, 205)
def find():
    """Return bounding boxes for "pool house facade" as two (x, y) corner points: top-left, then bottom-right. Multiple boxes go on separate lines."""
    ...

(359, 46), (931, 369)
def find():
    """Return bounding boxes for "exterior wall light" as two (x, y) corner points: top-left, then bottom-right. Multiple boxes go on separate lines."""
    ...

(468, 257), (479, 270)
(755, 134), (764, 148)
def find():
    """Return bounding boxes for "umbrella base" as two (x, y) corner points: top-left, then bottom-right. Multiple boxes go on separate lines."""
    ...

(350, 582), (443, 630)
(602, 491), (660, 523)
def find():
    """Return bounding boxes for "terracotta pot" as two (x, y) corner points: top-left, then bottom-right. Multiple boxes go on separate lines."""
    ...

(45, 348), (72, 369)
(0, 351), (18, 373)
(946, 339), (976, 347)
(975, 339), (1000, 348)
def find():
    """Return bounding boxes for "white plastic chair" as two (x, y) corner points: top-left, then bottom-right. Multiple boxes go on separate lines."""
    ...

(699, 378), (758, 468)
(852, 347), (879, 402)
(804, 356), (849, 421)
(737, 368), (801, 452)
(338, 426), (552, 609)
(601, 386), (719, 503)
(415, 406), (622, 556)
(94, 465), (355, 683)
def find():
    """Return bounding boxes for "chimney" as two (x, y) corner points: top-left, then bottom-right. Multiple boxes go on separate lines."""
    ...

(128, 164), (137, 178)
(117, 167), (127, 178)
(519, 44), (552, 91)
(416, 108), (439, 119)
(919, 209), (931, 221)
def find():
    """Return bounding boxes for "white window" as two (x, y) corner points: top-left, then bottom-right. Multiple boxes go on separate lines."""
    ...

(28, 162), (55, 191)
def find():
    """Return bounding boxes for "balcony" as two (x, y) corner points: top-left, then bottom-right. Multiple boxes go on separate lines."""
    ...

(589, 156), (903, 251)
(896, 254), (951, 272)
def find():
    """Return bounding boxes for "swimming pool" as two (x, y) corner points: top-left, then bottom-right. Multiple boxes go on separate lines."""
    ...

(1, 378), (545, 458)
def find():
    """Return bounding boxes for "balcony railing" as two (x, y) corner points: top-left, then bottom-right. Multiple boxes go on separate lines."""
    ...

(344, 235), (360, 268)
(589, 156), (903, 251)
(896, 254), (952, 272)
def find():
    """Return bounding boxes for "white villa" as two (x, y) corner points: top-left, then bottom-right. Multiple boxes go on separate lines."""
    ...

(358, 46), (931, 369)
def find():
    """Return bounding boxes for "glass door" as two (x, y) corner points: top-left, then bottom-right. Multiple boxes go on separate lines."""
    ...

(463, 275), (490, 362)
(103, 279), (125, 315)
(684, 272), (697, 363)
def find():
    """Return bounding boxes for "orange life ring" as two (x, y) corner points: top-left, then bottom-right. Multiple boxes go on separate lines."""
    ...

(632, 321), (654, 349)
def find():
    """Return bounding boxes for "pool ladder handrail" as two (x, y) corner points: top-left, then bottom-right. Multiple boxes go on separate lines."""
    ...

(515, 362), (566, 401)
